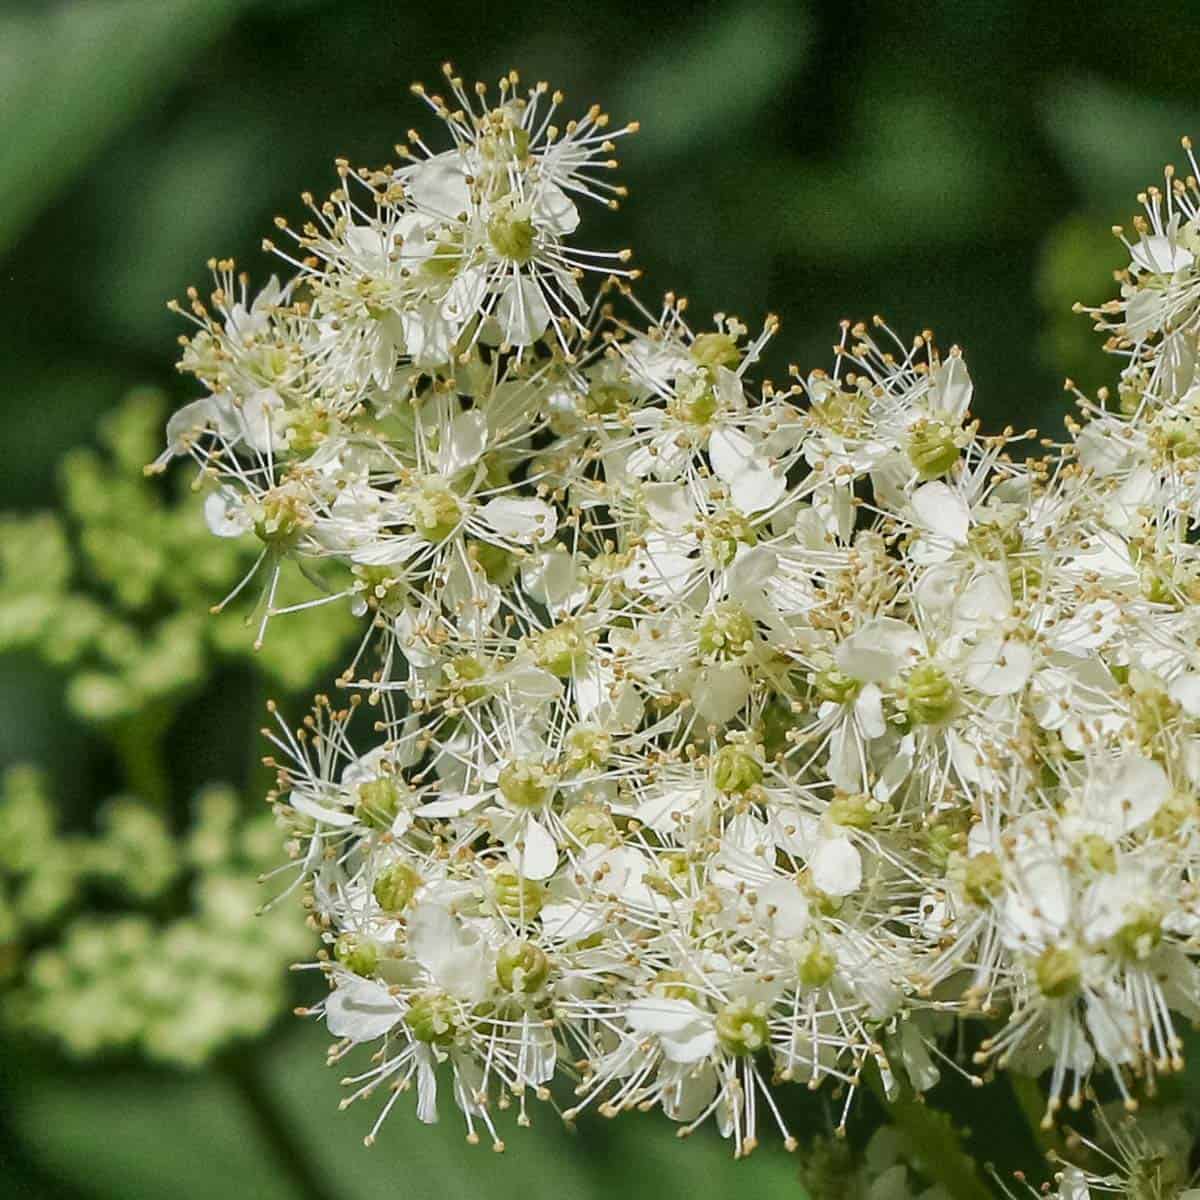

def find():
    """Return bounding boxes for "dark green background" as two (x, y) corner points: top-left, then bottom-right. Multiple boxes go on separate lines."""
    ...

(2, 1), (1198, 1196)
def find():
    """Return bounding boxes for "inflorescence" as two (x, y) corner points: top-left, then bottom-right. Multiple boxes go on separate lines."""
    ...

(154, 65), (1200, 1162)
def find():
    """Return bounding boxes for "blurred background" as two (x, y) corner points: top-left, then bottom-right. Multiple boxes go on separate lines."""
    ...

(2, 1), (1198, 1196)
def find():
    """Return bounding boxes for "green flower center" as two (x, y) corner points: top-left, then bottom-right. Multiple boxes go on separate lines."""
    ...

(334, 933), (379, 977)
(495, 939), (549, 994)
(498, 760), (554, 810)
(711, 744), (763, 794)
(698, 602), (755, 661)
(355, 777), (406, 829)
(405, 989), (459, 1045)
(562, 801), (618, 847)
(906, 418), (960, 479)
(796, 942), (836, 989)
(669, 374), (719, 426)
(690, 332), (741, 370)
(488, 206), (535, 264)
(372, 861), (421, 912)
(904, 662), (957, 724)
(529, 621), (589, 677)
(715, 999), (769, 1056)
(411, 480), (464, 542)
(1034, 945), (1081, 998)
(962, 852), (1004, 906)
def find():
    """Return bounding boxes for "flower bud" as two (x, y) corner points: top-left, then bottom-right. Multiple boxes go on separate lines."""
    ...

(489, 862), (545, 921)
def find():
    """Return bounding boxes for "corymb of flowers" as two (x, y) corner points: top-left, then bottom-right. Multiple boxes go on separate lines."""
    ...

(153, 65), (1200, 1159)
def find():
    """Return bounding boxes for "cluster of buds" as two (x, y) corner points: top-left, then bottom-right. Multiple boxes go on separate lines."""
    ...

(157, 68), (1200, 1157)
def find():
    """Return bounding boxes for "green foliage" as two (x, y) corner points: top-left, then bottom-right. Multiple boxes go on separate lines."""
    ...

(0, 0), (242, 252)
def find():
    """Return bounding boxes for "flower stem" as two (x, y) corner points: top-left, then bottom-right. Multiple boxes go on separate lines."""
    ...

(219, 1051), (342, 1200)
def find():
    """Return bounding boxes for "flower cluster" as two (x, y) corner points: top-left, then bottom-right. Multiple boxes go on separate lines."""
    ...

(2, 771), (311, 1067)
(998, 1105), (1200, 1200)
(157, 69), (1200, 1156)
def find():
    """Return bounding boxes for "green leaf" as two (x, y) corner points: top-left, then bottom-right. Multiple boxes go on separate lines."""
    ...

(0, 0), (241, 253)
(771, 89), (1013, 262)
(1041, 75), (1196, 205)
(616, 1), (811, 159)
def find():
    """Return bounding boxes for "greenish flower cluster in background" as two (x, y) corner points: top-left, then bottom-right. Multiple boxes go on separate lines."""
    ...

(1, 767), (312, 1066)
(0, 389), (355, 725)
(0, 388), (352, 1072)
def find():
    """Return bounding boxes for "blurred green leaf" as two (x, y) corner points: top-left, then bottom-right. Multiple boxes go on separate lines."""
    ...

(1041, 75), (1196, 205)
(771, 89), (1015, 263)
(0, 0), (241, 253)
(84, 106), (280, 349)
(15, 1022), (808, 1200)
(617, 1), (810, 159)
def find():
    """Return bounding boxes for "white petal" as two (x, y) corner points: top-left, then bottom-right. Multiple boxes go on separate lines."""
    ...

(709, 427), (785, 515)
(810, 836), (862, 897)
(406, 153), (471, 218)
(510, 815), (557, 881)
(400, 303), (455, 366)
(533, 182), (580, 235)
(325, 978), (400, 1043)
(479, 497), (557, 543)
(1169, 673), (1200, 717)
(437, 410), (487, 475)
(416, 1053), (439, 1124)
(415, 793), (484, 818)
(964, 635), (1034, 696)
(1086, 754), (1168, 836)
(729, 462), (787, 516)
(690, 663), (750, 724)
(836, 617), (922, 683)
(626, 998), (715, 1063)
(931, 354), (973, 419)
(289, 791), (357, 828)
(912, 481), (969, 545)
(758, 878), (810, 939)
(1130, 233), (1194, 274)
(540, 900), (605, 942)
(856, 684), (886, 739)
(203, 490), (248, 538)
(829, 723), (861, 793)
(496, 277), (550, 347)
(642, 482), (694, 531)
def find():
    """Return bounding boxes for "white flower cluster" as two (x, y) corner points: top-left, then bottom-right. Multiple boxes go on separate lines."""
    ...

(158, 71), (1200, 1156)
(998, 1106), (1200, 1200)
